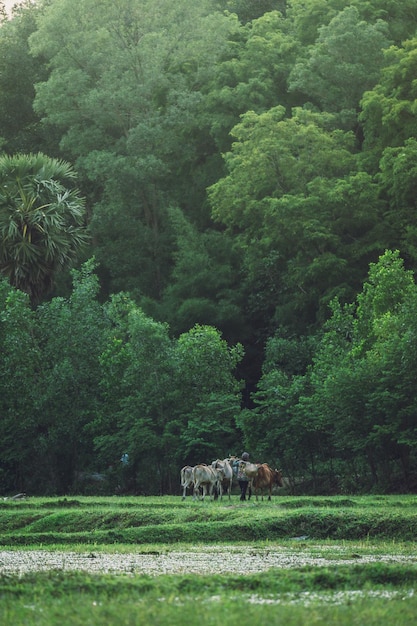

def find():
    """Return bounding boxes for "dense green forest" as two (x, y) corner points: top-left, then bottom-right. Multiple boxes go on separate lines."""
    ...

(1, 0), (417, 495)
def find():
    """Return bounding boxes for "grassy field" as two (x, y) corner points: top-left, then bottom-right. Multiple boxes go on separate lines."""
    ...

(1, 494), (417, 624)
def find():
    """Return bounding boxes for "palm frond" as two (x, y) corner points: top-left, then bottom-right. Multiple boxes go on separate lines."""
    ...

(0, 152), (89, 303)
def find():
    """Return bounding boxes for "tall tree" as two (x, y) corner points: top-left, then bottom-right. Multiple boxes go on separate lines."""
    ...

(216, 1), (287, 23)
(360, 37), (417, 169)
(288, 6), (391, 131)
(93, 294), (178, 493)
(174, 324), (244, 464)
(207, 10), (301, 152)
(238, 333), (319, 477)
(309, 250), (417, 489)
(287, 0), (417, 47)
(208, 106), (368, 334)
(0, 0), (51, 154)
(0, 278), (40, 492)
(376, 138), (417, 265)
(33, 259), (110, 493)
(0, 152), (88, 304)
(146, 206), (246, 344)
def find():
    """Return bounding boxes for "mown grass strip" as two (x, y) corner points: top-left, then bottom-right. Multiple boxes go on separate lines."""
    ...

(1, 563), (417, 598)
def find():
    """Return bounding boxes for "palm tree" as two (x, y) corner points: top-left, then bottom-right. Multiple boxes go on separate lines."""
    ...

(0, 152), (89, 304)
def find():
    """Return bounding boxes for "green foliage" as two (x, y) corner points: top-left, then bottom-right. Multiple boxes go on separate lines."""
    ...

(148, 207), (245, 343)
(210, 107), (356, 231)
(287, 0), (417, 46)
(207, 10), (301, 151)
(92, 294), (178, 491)
(240, 250), (417, 492)
(92, 295), (244, 491)
(174, 324), (244, 461)
(311, 251), (417, 488)
(375, 139), (417, 264)
(288, 6), (391, 129)
(2, 0), (417, 498)
(0, 152), (88, 303)
(360, 36), (417, 167)
(0, 278), (39, 491)
(28, 0), (240, 296)
(216, 1), (287, 24)
(209, 106), (368, 332)
(32, 259), (110, 493)
(238, 333), (319, 471)
(0, 1), (51, 153)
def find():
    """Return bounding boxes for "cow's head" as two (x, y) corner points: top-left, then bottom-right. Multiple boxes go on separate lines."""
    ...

(214, 467), (225, 483)
(274, 469), (284, 487)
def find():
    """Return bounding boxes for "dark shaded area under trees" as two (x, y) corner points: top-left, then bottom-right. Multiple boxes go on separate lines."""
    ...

(1, 0), (417, 495)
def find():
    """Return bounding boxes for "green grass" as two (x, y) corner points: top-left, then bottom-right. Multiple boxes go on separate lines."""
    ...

(1, 494), (417, 544)
(1, 569), (416, 625)
(0, 495), (417, 624)
(2, 592), (416, 626)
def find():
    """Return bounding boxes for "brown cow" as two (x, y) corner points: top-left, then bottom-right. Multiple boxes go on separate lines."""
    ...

(249, 463), (283, 501)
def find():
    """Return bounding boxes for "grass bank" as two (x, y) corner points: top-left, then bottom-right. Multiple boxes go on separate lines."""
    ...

(1, 494), (417, 544)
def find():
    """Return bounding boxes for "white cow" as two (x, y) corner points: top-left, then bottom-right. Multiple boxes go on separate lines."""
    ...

(180, 465), (194, 500)
(211, 459), (233, 500)
(192, 464), (224, 501)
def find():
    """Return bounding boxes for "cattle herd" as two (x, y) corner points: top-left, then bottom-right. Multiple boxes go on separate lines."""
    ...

(180, 457), (283, 501)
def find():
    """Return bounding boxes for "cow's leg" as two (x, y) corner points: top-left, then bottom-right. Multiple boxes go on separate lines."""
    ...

(218, 480), (223, 500)
(210, 480), (219, 500)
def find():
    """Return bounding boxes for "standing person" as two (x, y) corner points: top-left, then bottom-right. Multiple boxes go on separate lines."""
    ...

(232, 452), (250, 501)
